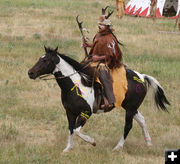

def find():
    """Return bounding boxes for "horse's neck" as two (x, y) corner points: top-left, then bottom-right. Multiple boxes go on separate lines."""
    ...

(53, 56), (82, 89)
(53, 56), (95, 111)
(53, 56), (76, 76)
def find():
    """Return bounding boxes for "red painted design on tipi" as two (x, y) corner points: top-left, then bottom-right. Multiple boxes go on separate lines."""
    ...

(129, 5), (136, 15)
(139, 7), (149, 17)
(133, 7), (142, 16)
(125, 5), (131, 14)
(156, 8), (162, 17)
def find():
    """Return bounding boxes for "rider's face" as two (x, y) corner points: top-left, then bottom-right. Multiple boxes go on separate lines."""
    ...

(98, 24), (106, 30)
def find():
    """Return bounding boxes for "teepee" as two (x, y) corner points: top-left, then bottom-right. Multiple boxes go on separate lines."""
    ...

(125, 0), (180, 18)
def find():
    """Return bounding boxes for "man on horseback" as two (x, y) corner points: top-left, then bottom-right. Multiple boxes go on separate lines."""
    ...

(82, 7), (123, 111)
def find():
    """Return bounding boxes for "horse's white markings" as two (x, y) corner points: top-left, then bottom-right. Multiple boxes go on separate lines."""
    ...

(134, 111), (152, 146)
(53, 56), (95, 112)
(135, 72), (164, 105)
(134, 71), (145, 82)
(134, 71), (162, 91)
(74, 126), (95, 145)
(63, 131), (74, 152)
(113, 136), (125, 151)
(143, 74), (162, 91)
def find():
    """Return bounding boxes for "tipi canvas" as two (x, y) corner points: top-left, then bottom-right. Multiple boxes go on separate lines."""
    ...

(125, 0), (180, 18)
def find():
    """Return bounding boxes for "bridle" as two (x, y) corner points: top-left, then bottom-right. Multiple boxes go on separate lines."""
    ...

(38, 60), (92, 81)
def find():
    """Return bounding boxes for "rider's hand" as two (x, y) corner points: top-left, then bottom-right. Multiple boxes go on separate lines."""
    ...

(82, 41), (89, 48)
(82, 37), (92, 48)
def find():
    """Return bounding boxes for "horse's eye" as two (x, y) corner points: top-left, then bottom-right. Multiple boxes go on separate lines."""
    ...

(42, 58), (47, 62)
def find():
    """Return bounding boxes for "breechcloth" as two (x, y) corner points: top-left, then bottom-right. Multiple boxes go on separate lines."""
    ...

(99, 67), (116, 104)
(91, 62), (128, 109)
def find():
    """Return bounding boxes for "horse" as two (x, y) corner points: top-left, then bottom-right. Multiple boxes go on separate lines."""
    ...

(28, 47), (170, 152)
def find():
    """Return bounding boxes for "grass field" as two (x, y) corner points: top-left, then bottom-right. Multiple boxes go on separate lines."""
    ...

(0, 0), (180, 163)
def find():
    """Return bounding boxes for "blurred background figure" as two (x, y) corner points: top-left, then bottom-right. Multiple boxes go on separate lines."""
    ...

(178, 13), (180, 31)
(150, 0), (157, 20)
(116, 0), (125, 19)
(174, 11), (180, 31)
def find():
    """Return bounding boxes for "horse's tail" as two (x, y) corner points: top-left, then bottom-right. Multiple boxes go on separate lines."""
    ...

(143, 74), (170, 112)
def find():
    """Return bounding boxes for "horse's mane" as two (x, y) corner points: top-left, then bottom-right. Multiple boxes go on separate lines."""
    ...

(58, 53), (94, 87)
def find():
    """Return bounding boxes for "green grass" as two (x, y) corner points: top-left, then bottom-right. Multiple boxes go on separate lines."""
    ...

(0, 0), (180, 163)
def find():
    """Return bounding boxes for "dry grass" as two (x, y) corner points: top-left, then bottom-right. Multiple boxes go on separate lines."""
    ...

(0, 0), (180, 163)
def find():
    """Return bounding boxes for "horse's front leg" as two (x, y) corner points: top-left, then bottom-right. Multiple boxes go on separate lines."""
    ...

(63, 131), (74, 153)
(74, 111), (96, 146)
(63, 111), (76, 153)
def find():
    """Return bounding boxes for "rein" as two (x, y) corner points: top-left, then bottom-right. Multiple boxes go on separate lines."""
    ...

(38, 61), (92, 81)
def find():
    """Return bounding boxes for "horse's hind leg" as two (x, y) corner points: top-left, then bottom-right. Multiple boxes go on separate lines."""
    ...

(134, 111), (152, 146)
(74, 111), (96, 146)
(113, 111), (135, 151)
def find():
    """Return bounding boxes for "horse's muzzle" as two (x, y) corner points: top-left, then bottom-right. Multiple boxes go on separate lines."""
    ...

(28, 70), (36, 79)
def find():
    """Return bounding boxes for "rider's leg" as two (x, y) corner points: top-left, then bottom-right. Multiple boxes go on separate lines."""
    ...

(99, 65), (116, 109)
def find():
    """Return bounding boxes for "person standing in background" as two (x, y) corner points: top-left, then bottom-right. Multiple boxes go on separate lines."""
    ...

(150, 0), (157, 20)
(116, 0), (125, 19)
(178, 13), (180, 31)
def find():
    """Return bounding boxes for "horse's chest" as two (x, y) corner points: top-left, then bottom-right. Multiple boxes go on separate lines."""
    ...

(72, 81), (94, 108)
(61, 81), (95, 111)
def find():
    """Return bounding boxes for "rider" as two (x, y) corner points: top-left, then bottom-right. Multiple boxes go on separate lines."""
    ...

(179, 15), (180, 31)
(83, 7), (123, 110)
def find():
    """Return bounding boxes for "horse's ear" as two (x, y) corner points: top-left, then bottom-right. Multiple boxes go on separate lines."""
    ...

(54, 46), (58, 52)
(44, 45), (48, 53)
(52, 47), (59, 64)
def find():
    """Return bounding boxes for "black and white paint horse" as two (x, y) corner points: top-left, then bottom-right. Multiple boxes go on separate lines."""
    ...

(28, 47), (170, 152)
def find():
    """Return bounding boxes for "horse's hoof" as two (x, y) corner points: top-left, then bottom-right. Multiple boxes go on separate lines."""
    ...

(147, 142), (153, 146)
(62, 150), (69, 153)
(113, 146), (123, 152)
(92, 141), (96, 146)
(62, 147), (72, 153)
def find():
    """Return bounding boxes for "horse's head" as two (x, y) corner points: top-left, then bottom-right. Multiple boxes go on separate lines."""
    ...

(28, 46), (60, 79)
